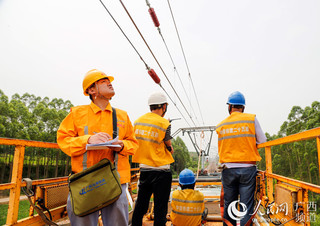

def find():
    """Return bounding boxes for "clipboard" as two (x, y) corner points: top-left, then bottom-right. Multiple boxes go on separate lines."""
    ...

(86, 136), (121, 150)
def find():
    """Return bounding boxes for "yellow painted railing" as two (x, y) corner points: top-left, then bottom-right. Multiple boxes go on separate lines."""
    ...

(0, 137), (67, 225)
(258, 127), (320, 198)
(257, 127), (320, 225)
(0, 136), (222, 225)
(1, 127), (320, 225)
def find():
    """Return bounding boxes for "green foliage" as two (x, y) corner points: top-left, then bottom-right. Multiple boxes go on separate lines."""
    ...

(188, 153), (201, 173)
(311, 214), (320, 226)
(170, 136), (202, 176)
(0, 90), (73, 183)
(257, 102), (320, 222)
(0, 90), (201, 183)
(171, 137), (191, 174)
(0, 90), (72, 141)
(259, 101), (320, 185)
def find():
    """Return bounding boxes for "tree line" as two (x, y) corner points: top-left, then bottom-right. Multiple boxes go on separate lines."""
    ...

(257, 101), (320, 185)
(2, 89), (318, 185)
(0, 90), (195, 183)
(0, 90), (73, 183)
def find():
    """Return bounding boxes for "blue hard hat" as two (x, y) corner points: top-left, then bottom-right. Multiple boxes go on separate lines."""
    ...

(227, 91), (246, 105)
(179, 169), (196, 185)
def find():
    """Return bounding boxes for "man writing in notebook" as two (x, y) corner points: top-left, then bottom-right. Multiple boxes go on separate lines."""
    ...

(57, 69), (138, 226)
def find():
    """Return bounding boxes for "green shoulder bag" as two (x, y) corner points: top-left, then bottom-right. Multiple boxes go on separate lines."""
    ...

(68, 107), (122, 217)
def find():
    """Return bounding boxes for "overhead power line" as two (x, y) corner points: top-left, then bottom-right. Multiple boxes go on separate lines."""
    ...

(98, 0), (148, 69)
(166, 0), (205, 125)
(97, 0), (191, 127)
(118, 0), (197, 127)
(144, 0), (201, 126)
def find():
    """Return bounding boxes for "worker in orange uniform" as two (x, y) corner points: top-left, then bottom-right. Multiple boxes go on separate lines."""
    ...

(171, 169), (205, 226)
(57, 69), (138, 226)
(132, 92), (174, 226)
(216, 91), (267, 226)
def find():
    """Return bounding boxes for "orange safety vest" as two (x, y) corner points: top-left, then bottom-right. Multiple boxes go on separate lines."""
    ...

(216, 112), (261, 163)
(57, 102), (138, 184)
(171, 189), (204, 226)
(132, 112), (174, 167)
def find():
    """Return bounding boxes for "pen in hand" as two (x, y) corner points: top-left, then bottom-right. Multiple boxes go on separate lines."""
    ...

(88, 132), (112, 144)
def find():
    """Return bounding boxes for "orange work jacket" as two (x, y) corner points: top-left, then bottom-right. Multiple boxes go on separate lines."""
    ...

(132, 112), (174, 167)
(216, 112), (261, 163)
(171, 189), (204, 226)
(57, 102), (139, 184)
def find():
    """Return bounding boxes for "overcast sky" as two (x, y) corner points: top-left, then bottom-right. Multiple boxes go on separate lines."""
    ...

(1, 0), (319, 157)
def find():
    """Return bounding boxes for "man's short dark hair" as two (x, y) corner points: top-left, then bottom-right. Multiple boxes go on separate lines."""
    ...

(150, 104), (165, 111)
(232, 105), (244, 109)
(180, 183), (195, 190)
(87, 82), (96, 101)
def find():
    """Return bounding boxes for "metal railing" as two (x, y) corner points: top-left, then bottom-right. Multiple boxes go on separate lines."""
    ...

(258, 127), (320, 198)
(257, 127), (320, 225)
(0, 137), (67, 225)
(1, 127), (320, 225)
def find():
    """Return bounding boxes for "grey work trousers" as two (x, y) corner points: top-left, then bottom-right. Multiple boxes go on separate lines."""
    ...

(67, 183), (128, 226)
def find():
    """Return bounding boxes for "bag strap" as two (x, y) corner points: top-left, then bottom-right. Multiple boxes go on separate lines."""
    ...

(22, 178), (59, 226)
(112, 107), (119, 170)
(82, 108), (118, 170)
(83, 127), (89, 170)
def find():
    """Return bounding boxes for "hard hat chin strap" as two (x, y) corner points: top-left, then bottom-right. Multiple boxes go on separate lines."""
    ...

(161, 104), (167, 117)
(95, 83), (111, 101)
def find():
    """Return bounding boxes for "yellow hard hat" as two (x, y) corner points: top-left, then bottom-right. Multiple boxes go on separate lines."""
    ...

(82, 69), (114, 96)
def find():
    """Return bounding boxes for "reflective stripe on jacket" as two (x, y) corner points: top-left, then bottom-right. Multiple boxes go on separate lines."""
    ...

(132, 112), (174, 167)
(57, 102), (139, 184)
(216, 112), (261, 163)
(171, 189), (204, 226)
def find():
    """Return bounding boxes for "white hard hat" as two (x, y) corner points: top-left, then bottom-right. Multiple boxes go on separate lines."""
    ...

(148, 92), (168, 106)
